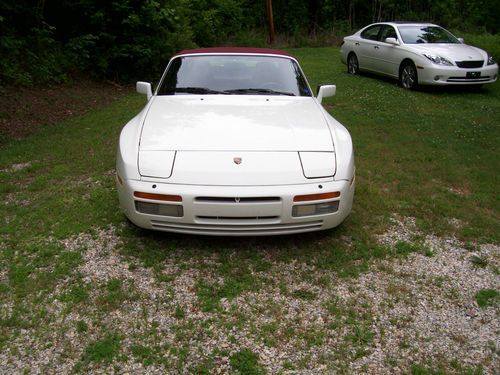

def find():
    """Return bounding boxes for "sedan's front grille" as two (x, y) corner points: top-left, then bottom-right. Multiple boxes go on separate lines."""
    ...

(197, 216), (279, 221)
(455, 60), (483, 68)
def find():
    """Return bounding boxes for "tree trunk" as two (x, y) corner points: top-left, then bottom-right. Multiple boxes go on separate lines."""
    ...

(266, 0), (275, 45)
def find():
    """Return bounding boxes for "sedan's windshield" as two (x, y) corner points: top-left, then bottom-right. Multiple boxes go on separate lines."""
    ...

(398, 26), (460, 44)
(158, 55), (311, 96)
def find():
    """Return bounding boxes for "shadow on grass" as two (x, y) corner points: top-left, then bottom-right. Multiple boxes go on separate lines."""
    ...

(117, 215), (389, 279)
(344, 70), (493, 95)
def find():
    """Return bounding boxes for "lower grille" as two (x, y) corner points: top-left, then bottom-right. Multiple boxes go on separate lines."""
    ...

(455, 60), (483, 68)
(197, 216), (279, 221)
(150, 220), (323, 235)
(447, 76), (491, 82)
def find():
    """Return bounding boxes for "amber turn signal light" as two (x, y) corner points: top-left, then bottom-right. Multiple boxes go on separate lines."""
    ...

(293, 191), (340, 202)
(134, 191), (182, 202)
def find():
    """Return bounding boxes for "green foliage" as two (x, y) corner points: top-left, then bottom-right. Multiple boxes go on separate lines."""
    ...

(475, 289), (499, 308)
(83, 333), (121, 362)
(1, 0), (499, 85)
(229, 349), (265, 375)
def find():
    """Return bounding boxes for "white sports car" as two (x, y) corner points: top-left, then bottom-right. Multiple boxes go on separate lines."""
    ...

(340, 22), (498, 89)
(116, 48), (355, 236)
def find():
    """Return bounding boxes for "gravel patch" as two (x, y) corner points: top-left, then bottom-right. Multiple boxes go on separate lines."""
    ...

(1, 219), (498, 373)
(0, 162), (31, 173)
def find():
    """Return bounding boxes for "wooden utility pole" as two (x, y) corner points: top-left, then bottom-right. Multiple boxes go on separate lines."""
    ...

(266, 0), (275, 45)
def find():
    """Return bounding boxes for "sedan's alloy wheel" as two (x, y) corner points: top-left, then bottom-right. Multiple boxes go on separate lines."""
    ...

(400, 63), (417, 89)
(348, 54), (359, 75)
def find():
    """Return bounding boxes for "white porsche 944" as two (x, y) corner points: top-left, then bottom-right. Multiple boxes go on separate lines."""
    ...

(116, 48), (355, 236)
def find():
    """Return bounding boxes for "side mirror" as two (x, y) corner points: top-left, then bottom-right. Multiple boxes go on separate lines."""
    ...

(317, 85), (336, 104)
(136, 81), (153, 100)
(457, 37), (464, 44)
(385, 37), (399, 46)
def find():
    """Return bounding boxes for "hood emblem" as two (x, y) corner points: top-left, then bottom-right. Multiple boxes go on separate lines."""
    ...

(233, 157), (242, 165)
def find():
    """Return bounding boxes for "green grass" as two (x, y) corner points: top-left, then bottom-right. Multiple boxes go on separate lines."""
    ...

(475, 289), (499, 308)
(230, 349), (265, 375)
(0, 42), (499, 373)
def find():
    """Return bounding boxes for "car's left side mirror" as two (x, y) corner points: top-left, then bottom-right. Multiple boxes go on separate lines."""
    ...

(457, 37), (464, 44)
(316, 85), (336, 104)
(136, 81), (153, 100)
(385, 37), (399, 46)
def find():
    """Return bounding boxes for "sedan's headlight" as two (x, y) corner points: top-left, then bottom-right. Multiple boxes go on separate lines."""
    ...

(423, 53), (453, 66)
(487, 54), (496, 65)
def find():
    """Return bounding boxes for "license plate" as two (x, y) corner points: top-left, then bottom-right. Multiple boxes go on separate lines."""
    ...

(466, 71), (481, 78)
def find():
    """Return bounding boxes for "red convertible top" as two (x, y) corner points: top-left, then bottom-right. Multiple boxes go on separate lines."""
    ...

(174, 47), (294, 58)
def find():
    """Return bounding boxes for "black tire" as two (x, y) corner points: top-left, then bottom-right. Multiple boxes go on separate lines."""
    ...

(399, 61), (418, 90)
(347, 53), (359, 75)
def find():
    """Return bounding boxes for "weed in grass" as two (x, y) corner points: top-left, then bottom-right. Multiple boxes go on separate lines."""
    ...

(475, 289), (499, 308)
(76, 320), (88, 333)
(131, 344), (156, 366)
(59, 284), (89, 304)
(174, 305), (185, 319)
(196, 271), (259, 312)
(469, 255), (488, 268)
(96, 278), (135, 311)
(230, 349), (264, 375)
(259, 322), (278, 347)
(345, 325), (375, 347)
(292, 289), (317, 301)
(83, 333), (121, 363)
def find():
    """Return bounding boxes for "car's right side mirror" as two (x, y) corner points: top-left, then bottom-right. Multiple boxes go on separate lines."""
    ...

(136, 81), (153, 100)
(458, 37), (464, 44)
(316, 85), (336, 104)
(385, 37), (399, 45)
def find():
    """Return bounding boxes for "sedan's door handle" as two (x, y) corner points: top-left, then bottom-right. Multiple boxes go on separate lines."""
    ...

(374, 45), (379, 49)
(355, 42), (360, 46)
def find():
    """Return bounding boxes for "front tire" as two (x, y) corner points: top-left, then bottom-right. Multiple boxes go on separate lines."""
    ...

(347, 53), (359, 75)
(399, 61), (418, 90)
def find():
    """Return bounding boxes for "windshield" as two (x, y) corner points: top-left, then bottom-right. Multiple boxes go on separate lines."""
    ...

(157, 55), (312, 96)
(398, 26), (460, 44)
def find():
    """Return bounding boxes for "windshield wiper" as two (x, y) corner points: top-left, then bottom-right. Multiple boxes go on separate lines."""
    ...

(224, 88), (295, 96)
(173, 87), (229, 95)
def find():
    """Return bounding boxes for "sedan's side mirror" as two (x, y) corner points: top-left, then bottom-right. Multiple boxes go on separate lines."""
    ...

(458, 37), (464, 44)
(317, 85), (336, 104)
(385, 37), (399, 46)
(136, 81), (153, 100)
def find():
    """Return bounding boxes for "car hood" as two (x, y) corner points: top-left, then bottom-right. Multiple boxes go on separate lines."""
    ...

(139, 96), (334, 152)
(407, 44), (486, 61)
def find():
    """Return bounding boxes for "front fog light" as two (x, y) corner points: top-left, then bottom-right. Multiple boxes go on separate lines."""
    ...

(292, 201), (339, 217)
(135, 201), (183, 217)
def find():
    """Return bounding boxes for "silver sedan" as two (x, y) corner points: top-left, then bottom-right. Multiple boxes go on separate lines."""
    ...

(340, 22), (498, 89)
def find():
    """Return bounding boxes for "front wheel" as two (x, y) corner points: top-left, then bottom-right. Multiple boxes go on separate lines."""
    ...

(347, 53), (359, 75)
(399, 62), (418, 90)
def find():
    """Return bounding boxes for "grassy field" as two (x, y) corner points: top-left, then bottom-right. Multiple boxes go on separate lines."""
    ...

(0, 47), (499, 374)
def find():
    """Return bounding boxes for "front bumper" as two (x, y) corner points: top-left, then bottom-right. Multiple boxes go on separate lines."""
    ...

(117, 178), (355, 236)
(417, 63), (498, 85)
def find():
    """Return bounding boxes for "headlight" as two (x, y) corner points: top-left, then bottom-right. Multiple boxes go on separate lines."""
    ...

(423, 53), (453, 66)
(487, 54), (496, 65)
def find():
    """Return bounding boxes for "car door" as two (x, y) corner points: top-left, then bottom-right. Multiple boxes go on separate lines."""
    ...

(373, 25), (402, 78)
(356, 24), (383, 73)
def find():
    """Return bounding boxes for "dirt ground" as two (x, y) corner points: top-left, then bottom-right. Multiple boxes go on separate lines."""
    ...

(0, 77), (129, 138)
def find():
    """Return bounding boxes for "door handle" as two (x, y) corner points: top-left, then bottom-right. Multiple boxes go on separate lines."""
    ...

(355, 42), (360, 46)
(374, 45), (379, 49)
